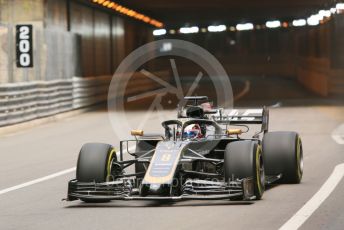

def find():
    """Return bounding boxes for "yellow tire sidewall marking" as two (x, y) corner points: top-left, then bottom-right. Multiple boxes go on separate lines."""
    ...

(256, 145), (263, 195)
(296, 137), (302, 179)
(107, 148), (116, 181)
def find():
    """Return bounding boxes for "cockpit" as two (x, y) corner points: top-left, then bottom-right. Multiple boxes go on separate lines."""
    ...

(161, 119), (222, 141)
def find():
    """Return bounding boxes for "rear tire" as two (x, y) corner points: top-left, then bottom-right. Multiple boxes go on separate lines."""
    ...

(224, 140), (265, 200)
(76, 143), (116, 202)
(262, 131), (303, 183)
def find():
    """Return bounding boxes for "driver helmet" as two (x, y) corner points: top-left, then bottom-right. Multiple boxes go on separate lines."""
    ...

(183, 124), (203, 139)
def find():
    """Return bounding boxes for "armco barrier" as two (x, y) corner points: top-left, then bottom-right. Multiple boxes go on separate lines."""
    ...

(0, 71), (171, 127)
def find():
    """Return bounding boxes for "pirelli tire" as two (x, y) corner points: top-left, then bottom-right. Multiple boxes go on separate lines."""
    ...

(76, 143), (116, 202)
(224, 140), (265, 200)
(262, 131), (303, 184)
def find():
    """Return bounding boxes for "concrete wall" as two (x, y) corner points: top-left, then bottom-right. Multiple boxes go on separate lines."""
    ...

(0, 0), (154, 83)
(294, 21), (331, 96)
(162, 27), (297, 77)
(297, 57), (329, 96)
(296, 15), (344, 96)
(161, 15), (344, 96)
(0, 0), (45, 83)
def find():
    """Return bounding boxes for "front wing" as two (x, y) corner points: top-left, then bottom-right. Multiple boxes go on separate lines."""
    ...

(66, 177), (256, 201)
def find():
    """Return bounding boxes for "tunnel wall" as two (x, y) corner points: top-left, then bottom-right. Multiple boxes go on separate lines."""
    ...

(295, 22), (331, 96)
(0, 0), (46, 83)
(161, 28), (297, 77)
(0, 0), (165, 127)
(296, 15), (344, 96)
(0, 0), (154, 83)
(162, 16), (344, 96)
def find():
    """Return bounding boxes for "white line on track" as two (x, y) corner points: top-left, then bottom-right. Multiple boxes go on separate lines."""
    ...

(0, 167), (76, 195)
(279, 163), (344, 230)
(332, 135), (344, 145)
(331, 123), (344, 145)
(0, 146), (135, 196)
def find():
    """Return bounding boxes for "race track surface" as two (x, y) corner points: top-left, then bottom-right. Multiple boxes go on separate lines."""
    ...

(0, 76), (343, 230)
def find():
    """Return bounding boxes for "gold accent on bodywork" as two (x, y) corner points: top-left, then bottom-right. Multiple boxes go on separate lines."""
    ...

(143, 147), (184, 184)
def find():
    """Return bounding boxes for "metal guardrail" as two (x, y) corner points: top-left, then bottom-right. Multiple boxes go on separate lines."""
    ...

(0, 71), (171, 127)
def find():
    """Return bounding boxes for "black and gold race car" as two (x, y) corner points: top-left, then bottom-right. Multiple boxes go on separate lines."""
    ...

(66, 96), (303, 202)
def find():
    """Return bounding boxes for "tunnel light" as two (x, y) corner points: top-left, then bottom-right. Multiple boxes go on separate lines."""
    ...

(236, 23), (254, 31)
(107, 2), (115, 8)
(153, 29), (166, 36)
(292, 19), (307, 27)
(307, 15), (321, 26)
(319, 10), (331, 18)
(91, 0), (163, 28)
(265, 20), (281, 28)
(330, 7), (337, 14)
(102, 0), (110, 6)
(179, 26), (199, 34)
(207, 25), (227, 32)
(337, 3), (344, 14)
(336, 3), (344, 10)
(314, 13), (323, 21)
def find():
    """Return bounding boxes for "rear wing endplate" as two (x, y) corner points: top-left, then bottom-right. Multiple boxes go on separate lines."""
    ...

(212, 107), (269, 133)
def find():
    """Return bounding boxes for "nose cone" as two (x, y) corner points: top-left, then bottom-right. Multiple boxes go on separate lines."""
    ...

(140, 183), (171, 196)
(141, 141), (187, 196)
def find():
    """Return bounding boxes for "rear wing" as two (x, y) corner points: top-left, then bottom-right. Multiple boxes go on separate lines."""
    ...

(212, 107), (269, 133)
(183, 96), (208, 106)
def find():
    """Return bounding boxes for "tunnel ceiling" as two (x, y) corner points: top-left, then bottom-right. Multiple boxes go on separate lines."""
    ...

(115, 0), (334, 27)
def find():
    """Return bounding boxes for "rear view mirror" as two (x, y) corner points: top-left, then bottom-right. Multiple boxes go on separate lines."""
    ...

(226, 129), (243, 135)
(131, 129), (144, 136)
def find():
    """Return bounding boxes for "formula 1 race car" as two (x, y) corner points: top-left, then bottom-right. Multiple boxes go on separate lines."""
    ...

(66, 96), (303, 202)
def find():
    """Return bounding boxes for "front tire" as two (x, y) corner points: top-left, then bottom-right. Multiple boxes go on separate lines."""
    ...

(76, 143), (116, 202)
(263, 131), (303, 183)
(224, 140), (265, 200)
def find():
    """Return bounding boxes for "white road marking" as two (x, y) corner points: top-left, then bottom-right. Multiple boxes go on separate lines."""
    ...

(332, 135), (344, 145)
(332, 123), (344, 145)
(279, 163), (344, 230)
(0, 146), (135, 196)
(0, 167), (76, 195)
